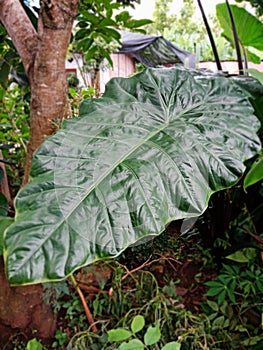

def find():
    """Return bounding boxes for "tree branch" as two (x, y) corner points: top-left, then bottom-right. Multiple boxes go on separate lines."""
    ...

(0, 0), (38, 77)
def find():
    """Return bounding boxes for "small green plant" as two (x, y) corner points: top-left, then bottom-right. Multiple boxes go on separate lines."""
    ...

(204, 255), (263, 348)
(25, 338), (46, 350)
(43, 281), (70, 312)
(61, 293), (87, 330)
(52, 330), (68, 348)
(107, 315), (181, 349)
(66, 259), (216, 350)
(205, 254), (263, 306)
(205, 264), (239, 305)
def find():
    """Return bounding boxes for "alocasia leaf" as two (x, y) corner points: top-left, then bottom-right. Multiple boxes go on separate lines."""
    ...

(244, 153), (263, 190)
(216, 4), (263, 51)
(244, 69), (263, 85)
(4, 67), (261, 284)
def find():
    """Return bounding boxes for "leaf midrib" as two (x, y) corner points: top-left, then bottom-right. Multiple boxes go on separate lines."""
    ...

(9, 119), (172, 273)
(9, 99), (241, 274)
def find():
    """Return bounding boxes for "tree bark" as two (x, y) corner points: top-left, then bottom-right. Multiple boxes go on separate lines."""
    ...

(0, 0), (79, 342)
(24, 0), (79, 183)
(0, 258), (56, 345)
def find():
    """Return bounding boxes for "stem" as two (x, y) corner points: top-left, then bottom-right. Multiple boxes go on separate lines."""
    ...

(242, 228), (263, 245)
(197, 0), (222, 71)
(242, 45), (248, 75)
(225, 0), (244, 75)
(70, 273), (98, 333)
(72, 52), (89, 87)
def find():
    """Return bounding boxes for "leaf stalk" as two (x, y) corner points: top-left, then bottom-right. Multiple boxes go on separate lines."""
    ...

(197, 0), (222, 71)
(225, 0), (244, 75)
(70, 273), (98, 333)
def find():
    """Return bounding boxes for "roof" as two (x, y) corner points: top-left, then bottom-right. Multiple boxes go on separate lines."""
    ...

(118, 31), (196, 68)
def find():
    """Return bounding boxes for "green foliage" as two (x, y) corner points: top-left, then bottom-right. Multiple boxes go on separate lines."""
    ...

(235, 0), (263, 17)
(143, 324), (161, 346)
(68, 86), (101, 118)
(0, 83), (30, 193)
(241, 72), (263, 190)
(52, 330), (68, 348)
(66, 259), (210, 349)
(0, 24), (27, 89)
(204, 257), (263, 348)
(131, 315), (145, 333)
(107, 315), (181, 349)
(147, 0), (236, 62)
(205, 264), (239, 305)
(216, 4), (263, 63)
(67, 73), (79, 88)
(26, 230), (260, 350)
(226, 247), (258, 263)
(4, 67), (261, 285)
(42, 280), (70, 312)
(25, 338), (45, 350)
(108, 328), (133, 342)
(61, 294), (86, 329)
(244, 152), (263, 190)
(65, 248), (263, 349)
(147, 0), (176, 36)
(72, 0), (152, 81)
(245, 68), (263, 84)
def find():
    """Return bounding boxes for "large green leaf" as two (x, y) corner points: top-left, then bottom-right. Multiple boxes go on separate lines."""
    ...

(4, 67), (261, 285)
(216, 4), (263, 51)
(244, 69), (263, 85)
(244, 153), (263, 190)
(246, 49), (261, 65)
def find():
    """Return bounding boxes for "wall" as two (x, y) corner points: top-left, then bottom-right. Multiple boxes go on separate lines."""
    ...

(99, 54), (136, 93)
(198, 60), (263, 74)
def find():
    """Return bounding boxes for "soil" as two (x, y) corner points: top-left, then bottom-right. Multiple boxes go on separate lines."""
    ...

(0, 223), (217, 349)
(116, 221), (217, 312)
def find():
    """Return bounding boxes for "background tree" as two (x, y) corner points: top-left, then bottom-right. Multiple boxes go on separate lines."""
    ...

(147, 0), (176, 35)
(146, 0), (236, 62)
(235, 0), (263, 16)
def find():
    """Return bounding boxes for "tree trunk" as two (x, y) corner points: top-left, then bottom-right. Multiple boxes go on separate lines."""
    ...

(24, 0), (79, 183)
(0, 0), (79, 342)
(0, 0), (79, 183)
(0, 259), (56, 346)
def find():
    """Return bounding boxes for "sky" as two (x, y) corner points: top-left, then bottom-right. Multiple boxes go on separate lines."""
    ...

(29, 0), (251, 20)
(129, 0), (237, 19)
